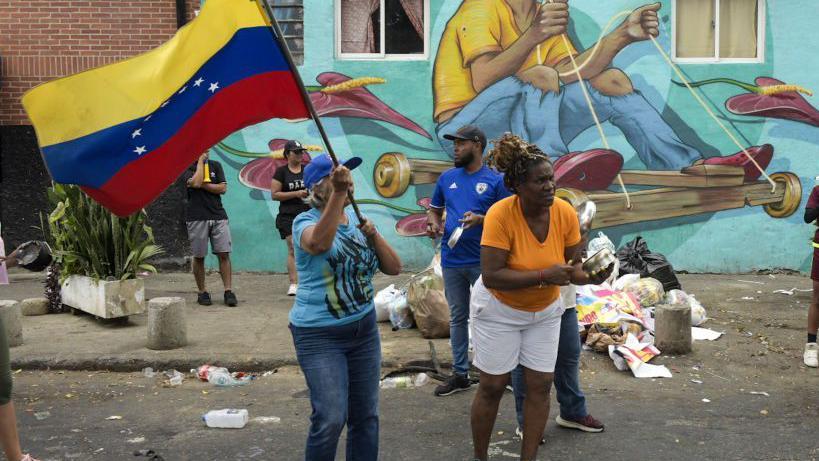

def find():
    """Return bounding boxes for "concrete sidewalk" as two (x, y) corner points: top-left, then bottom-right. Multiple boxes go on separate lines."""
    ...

(1, 270), (815, 373)
(3, 270), (450, 371)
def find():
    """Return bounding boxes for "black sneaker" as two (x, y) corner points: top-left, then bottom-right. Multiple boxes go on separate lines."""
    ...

(197, 291), (212, 306)
(224, 290), (238, 307)
(434, 373), (472, 396)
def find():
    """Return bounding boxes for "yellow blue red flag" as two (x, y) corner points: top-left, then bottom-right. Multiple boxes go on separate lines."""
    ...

(22, 0), (309, 216)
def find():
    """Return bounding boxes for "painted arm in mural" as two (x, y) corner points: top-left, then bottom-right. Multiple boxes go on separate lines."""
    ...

(468, 1), (569, 93)
(358, 219), (403, 276)
(555, 3), (661, 84)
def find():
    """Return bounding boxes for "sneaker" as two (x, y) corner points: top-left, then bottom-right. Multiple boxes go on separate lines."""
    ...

(287, 283), (298, 296)
(556, 414), (605, 433)
(21, 455), (41, 461)
(515, 426), (546, 445)
(805, 342), (818, 367)
(433, 374), (472, 396)
(553, 149), (623, 191)
(701, 144), (773, 181)
(197, 291), (212, 306)
(224, 290), (238, 307)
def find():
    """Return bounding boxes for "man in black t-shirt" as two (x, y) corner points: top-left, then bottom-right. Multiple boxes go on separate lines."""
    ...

(184, 152), (237, 306)
(271, 140), (311, 296)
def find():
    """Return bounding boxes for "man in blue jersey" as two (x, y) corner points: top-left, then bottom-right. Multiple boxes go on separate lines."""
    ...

(426, 125), (511, 396)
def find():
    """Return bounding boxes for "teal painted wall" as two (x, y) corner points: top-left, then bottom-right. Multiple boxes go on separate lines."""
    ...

(209, 0), (819, 274)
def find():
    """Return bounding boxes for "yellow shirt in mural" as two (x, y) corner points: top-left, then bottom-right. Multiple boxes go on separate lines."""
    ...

(433, 0), (577, 122)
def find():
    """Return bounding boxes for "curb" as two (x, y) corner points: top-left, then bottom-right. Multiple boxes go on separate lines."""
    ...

(10, 356), (446, 373)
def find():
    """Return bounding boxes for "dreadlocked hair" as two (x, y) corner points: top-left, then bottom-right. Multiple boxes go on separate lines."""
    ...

(485, 133), (550, 193)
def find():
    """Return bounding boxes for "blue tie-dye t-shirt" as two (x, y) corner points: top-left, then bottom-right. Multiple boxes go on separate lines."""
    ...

(289, 207), (379, 327)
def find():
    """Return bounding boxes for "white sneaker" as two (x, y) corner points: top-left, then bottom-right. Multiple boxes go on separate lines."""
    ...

(804, 342), (818, 367)
(287, 284), (298, 296)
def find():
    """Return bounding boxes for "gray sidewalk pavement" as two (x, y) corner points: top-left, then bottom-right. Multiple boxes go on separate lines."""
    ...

(1, 270), (817, 376)
(2, 270), (448, 371)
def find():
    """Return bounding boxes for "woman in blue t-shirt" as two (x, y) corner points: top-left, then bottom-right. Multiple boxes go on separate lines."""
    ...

(289, 154), (401, 460)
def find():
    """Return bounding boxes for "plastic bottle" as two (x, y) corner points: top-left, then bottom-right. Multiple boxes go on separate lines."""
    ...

(202, 409), (249, 429)
(380, 374), (429, 389)
(207, 369), (248, 387)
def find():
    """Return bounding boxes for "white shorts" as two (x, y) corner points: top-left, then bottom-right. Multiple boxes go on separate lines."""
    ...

(470, 277), (565, 375)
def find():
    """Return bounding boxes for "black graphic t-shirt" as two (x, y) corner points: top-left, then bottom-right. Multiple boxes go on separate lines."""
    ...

(273, 164), (311, 216)
(183, 160), (228, 222)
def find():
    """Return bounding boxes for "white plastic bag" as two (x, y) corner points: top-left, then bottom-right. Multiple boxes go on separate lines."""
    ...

(388, 291), (413, 329)
(612, 273), (640, 292)
(665, 289), (707, 326)
(588, 232), (615, 255)
(375, 284), (401, 323)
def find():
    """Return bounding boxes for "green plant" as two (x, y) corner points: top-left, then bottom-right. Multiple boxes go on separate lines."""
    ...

(45, 184), (163, 281)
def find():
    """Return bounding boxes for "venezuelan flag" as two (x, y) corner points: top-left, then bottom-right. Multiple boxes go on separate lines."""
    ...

(22, 0), (309, 216)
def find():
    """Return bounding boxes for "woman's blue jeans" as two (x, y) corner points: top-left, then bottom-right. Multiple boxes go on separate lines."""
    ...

(290, 310), (381, 461)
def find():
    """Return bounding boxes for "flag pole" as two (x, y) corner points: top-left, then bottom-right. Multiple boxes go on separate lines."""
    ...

(257, 0), (365, 222)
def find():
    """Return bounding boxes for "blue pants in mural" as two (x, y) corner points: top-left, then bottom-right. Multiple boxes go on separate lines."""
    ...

(436, 77), (701, 171)
(510, 307), (587, 427)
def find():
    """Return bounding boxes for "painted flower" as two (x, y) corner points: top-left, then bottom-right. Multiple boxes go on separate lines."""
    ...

(220, 139), (316, 191)
(305, 72), (432, 139)
(356, 198), (429, 237)
(674, 77), (819, 127)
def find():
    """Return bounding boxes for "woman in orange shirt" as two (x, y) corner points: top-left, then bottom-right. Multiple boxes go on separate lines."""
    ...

(469, 134), (611, 461)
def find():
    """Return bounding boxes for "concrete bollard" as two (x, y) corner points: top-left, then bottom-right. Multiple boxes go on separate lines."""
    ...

(0, 300), (23, 347)
(655, 303), (692, 355)
(21, 298), (49, 316)
(146, 297), (187, 350)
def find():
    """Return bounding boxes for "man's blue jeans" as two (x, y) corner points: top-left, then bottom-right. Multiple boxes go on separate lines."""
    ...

(290, 310), (381, 461)
(442, 266), (482, 377)
(511, 307), (586, 427)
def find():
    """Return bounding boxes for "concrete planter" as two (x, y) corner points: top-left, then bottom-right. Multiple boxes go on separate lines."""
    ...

(61, 275), (145, 319)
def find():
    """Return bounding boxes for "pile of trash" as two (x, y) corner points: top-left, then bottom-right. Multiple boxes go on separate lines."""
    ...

(375, 252), (451, 339)
(576, 234), (717, 379)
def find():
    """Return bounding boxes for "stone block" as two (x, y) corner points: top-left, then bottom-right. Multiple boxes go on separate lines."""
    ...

(655, 303), (692, 355)
(147, 297), (187, 350)
(21, 298), (49, 316)
(0, 300), (23, 347)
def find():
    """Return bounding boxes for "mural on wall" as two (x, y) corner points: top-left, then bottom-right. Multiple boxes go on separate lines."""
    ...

(370, 0), (803, 233)
(209, 0), (819, 273)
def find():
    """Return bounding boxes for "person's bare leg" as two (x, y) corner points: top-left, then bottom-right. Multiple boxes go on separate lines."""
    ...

(285, 236), (297, 284)
(808, 280), (819, 338)
(518, 65), (560, 94)
(521, 368), (553, 461)
(192, 257), (206, 293)
(217, 253), (232, 291)
(589, 68), (634, 97)
(471, 371), (509, 460)
(0, 402), (23, 461)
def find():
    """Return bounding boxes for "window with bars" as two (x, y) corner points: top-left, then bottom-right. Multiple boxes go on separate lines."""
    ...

(336, 0), (428, 60)
(673, 0), (764, 63)
(270, 0), (304, 65)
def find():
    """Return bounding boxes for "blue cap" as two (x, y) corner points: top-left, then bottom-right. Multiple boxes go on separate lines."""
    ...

(303, 154), (362, 190)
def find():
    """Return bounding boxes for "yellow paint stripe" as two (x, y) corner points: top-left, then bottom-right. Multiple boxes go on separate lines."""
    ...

(22, 0), (267, 147)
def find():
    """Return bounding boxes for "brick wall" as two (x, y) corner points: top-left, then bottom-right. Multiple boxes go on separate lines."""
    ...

(0, 0), (199, 125)
(0, 0), (199, 263)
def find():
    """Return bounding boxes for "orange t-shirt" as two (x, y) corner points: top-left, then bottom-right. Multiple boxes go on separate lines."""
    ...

(481, 195), (581, 312)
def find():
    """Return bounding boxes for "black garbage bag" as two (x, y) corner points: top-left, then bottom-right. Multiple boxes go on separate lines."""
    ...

(616, 236), (681, 291)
